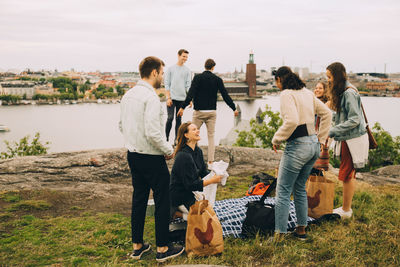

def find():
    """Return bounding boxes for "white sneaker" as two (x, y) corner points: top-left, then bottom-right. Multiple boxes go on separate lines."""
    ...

(333, 206), (353, 219)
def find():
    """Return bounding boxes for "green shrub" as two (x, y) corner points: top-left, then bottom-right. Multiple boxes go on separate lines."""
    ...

(1, 132), (50, 159)
(234, 104), (283, 149)
(364, 122), (400, 170)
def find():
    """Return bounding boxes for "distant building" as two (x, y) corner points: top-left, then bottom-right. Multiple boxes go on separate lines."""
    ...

(357, 72), (388, 79)
(246, 51), (257, 97)
(97, 79), (117, 88)
(366, 81), (400, 91)
(35, 83), (55, 95)
(224, 82), (249, 95)
(223, 52), (258, 98)
(300, 67), (310, 79)
(0, 81), (35, 99)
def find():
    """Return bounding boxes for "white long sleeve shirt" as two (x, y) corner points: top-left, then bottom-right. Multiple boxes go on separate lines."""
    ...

(272, 88), (332, 145)
(119, 80), (173, 156)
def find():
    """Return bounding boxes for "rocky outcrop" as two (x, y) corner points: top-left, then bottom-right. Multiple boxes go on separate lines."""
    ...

(1, 146), (399, 197)
(359, 165), (400, 185)
(0, 146), (282, 195)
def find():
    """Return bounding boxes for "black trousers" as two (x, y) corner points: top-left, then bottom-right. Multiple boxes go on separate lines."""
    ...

(127, 151), (170, 247)
(165, 100), (184, 142)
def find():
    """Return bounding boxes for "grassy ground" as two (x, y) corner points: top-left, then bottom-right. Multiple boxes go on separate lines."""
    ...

(0, 172), (399, 266)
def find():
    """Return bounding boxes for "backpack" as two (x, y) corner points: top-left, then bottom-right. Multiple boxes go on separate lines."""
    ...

(246, 182), (270, 196)
(241, 178), (277, 238)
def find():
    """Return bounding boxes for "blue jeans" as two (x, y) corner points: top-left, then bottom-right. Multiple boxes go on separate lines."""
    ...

(275, 135), (320, 233)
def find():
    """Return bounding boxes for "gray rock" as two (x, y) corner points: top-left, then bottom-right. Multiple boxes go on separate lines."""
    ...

(0, 146), (281, 195)
(1, 146), (398, 195)
(371, 165), (400, 178)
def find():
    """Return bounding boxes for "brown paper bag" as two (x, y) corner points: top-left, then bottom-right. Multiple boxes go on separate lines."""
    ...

(185, 199), (224, 257)
(306, 175), (335, 219)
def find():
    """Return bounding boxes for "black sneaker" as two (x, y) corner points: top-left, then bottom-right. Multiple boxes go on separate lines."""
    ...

(293, 231), (307, 241)
(156, 243), (184, 263)
(130, 243), (151, 260)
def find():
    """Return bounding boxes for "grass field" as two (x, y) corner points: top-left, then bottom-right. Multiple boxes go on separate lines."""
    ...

(0, 172), (399, 266)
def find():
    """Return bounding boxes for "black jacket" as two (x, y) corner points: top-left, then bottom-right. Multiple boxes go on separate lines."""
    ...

(181, 70), (236, 111)
(170, 144), (210, 208)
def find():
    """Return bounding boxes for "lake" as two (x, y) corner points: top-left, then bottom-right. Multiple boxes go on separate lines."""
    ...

(0, 96), (399, 153)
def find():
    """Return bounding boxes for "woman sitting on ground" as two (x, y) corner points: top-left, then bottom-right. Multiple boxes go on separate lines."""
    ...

(170, 122), (222, 219)
(272, 66), (332, 240)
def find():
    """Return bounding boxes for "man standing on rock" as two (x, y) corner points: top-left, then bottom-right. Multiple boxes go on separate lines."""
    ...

(164, 49), (191, 144)
(178, 58), (238, 166)
(119, 56), (184, 263)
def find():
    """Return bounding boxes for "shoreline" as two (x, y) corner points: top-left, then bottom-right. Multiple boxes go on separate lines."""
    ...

(1, 93), (399, 106)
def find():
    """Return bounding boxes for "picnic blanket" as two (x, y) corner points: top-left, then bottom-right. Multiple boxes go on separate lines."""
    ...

(213, 196), (315, 238)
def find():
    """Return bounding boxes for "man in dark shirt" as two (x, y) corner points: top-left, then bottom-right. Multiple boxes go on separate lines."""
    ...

(177, 58), (238, 165)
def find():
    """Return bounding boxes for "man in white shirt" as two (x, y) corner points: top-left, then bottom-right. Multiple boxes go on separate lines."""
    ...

(120, 56), (184, 262)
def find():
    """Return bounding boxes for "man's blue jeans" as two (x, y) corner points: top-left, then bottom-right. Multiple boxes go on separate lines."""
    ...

(275, 135), (320, 233)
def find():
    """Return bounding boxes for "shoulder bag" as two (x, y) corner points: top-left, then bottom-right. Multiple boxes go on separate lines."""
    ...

(346, 86), (378, 150)
(361, 104), (378, 149)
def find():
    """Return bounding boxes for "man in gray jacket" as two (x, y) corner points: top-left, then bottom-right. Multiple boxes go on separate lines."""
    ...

(120, 56), (184, 262)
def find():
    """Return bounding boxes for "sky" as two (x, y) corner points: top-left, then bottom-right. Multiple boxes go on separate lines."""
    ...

(1, 0), (400, 73)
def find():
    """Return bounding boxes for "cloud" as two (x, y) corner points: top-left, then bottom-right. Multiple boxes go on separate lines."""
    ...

(0, 0), (399, 72)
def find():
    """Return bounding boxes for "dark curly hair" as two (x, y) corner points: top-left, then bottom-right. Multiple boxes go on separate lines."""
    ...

(273, 66), (305, 90)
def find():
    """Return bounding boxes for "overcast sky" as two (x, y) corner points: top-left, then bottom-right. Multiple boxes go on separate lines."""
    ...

(1, 0), (399, 73)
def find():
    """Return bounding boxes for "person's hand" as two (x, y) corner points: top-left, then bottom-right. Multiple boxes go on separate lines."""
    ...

(166, 98), (172, 107)
(273, 144), (279, 153)
(234, 110), (239, 117)
(188, 101), (193, 108)
(212, 175), (223, 184)
(165, 153), (174, 160)
(177, 108), (184, 117)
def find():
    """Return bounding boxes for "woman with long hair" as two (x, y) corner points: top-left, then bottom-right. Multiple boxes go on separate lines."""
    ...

(272, 66), (332, 239)
(313, 82), (331, 171)
(314, 82), (329, 104)
(326, 62), (369, 219)
(170, 122), (222, 219)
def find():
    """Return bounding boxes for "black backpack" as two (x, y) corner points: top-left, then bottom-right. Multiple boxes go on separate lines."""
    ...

(241, 178), (277, 238)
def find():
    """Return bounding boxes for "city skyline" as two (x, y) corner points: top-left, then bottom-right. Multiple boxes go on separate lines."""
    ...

(1, 0), (400, 73)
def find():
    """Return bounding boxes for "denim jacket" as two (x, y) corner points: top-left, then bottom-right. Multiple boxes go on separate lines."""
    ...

(329, 82), (366, 141)
(119, 80), (173, 156)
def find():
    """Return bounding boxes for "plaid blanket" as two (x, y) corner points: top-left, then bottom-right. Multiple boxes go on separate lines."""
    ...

(214, 196), (315, 238)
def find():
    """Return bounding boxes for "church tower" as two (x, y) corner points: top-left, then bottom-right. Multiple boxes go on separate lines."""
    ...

(246, 50), (257, 97)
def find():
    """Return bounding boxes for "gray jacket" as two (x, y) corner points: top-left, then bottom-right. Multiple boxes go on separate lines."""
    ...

(329, 82), (366, 141)
(119, 80), (173, 155)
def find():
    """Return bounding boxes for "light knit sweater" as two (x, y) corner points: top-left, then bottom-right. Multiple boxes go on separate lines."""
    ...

(272, 88), (332, 145)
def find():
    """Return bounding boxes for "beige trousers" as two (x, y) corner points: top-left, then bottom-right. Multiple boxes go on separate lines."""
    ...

(192, 110), (217, 162)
